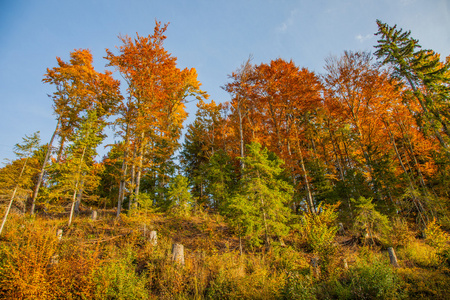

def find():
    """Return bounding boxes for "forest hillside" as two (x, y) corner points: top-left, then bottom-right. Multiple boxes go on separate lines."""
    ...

(0, 20), (450, 299)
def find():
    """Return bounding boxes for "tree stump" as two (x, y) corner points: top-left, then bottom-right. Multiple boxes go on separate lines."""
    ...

(172, 243), (185, 265)
(56, 229), (63, 241)
(149, 230), (157, 246)
(50, 254), (59, 266)
(342, 258), (349, 270)
(91, 210), (97, 220)
(388, 247), (399, 267)
(310, 257), (320, 278)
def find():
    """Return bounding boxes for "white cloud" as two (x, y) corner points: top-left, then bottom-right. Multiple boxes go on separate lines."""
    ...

(355, 34), (372, 43)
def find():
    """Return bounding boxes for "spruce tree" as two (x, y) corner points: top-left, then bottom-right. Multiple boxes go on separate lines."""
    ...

(226, 142), (293, 248)
(375, 20), (450, 151)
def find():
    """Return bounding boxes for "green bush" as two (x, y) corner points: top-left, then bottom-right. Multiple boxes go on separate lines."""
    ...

(298, 203), (339, 254)
(282, 272), (316, 300)
(425, 219), (450, 251)
(398, 240), (442, 268)
(93, 247), (148, 300)
(341, 255), (404, 299)
(297, 203), (339, 274)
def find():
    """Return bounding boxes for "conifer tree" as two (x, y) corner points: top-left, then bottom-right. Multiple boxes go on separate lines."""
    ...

(166, 175), (192, 216)
(375, 20), (450, 152)
(227, 142), (293, 248)
(205, 150), (236, 211)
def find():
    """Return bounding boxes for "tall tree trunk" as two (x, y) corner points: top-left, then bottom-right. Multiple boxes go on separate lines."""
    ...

(30, 118), (60, 215)
(238, 100), (245, 170)
(128, 144), (137, 211)
(267, 96), (282, 153)
(298, 145), (316, 214)
(290, 115), (316, 214)
(387, 124), (428, 226)
(74, 176), (84, 214)
(68, 145), (87, 226)
(56, 135), (66, 164)
(354, 122), (382, 201)
(328, 125), (345, 181)
(133, 132), (145, 211)
(117, 124), (130, 218)
(328, 126), (353, 215)
(396, 117), (427, 189)
(257, 170), (270, 246)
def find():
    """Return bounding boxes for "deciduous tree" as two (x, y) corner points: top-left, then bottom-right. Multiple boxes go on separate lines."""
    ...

(106, 21), (206, 217)
(32, 49), (121, 214)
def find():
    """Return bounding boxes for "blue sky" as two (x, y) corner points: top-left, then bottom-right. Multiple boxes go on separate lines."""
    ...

(1, 0), (449, 162)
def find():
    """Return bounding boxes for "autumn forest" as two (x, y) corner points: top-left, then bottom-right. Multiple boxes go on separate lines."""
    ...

(0, 20), (449, 299)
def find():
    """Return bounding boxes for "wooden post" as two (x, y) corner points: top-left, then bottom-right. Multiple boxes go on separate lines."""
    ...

(310, 257), (320, 278)
(56, 229), (63, 241)
(172, 243), (185, 265)
(387, 247), (399, 267)
(91, 210), (97, 220)
(149, 230), (157, 246)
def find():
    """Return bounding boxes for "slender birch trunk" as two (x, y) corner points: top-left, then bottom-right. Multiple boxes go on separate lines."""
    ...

(30, 118), (60, 215)
(117, 123), (130, 218)
(133, 133), (145, 210)
(68, 145), (87, 226)
(128, 144), (137, 211)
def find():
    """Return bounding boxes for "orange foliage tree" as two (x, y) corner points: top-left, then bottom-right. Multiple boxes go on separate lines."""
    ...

(32, 49), (122, 215)
(106, 21), (207, 216)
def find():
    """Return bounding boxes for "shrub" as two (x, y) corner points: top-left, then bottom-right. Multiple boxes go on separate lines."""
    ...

(0, 218), (61, 299)
(397, 267), (450, 299)
(205, 252), (284, 299)
(398, 240), (442, 268)
(268, 245), (310, 272)
(425, 219), (449, 251)
(93, 246), (148, 300)
(344, 255), (404, 299)
(297, 203), (339, 274)
(282, 272), (316, 300)
(298, 203), (339, 254)
(0, 216), (103, 299)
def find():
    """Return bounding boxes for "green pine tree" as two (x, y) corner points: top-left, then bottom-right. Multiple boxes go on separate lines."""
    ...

(166, 175), (192, 216)
(226, 142), (293, 249)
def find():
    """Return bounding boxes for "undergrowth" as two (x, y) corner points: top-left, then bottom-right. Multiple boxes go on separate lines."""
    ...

(0, 212), (448, 299)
